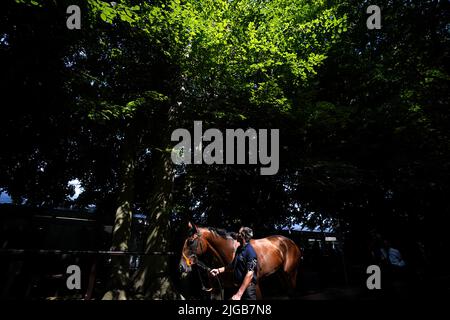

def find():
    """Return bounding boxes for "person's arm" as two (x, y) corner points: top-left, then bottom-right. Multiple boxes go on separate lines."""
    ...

(211, 261), (234, 276)
(232, 249), (257, 300)
(211, 257), (235, 276)
(231, 270), (253, 300)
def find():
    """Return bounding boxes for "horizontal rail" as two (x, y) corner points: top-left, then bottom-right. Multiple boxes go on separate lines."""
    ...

(0, 249), (177, 256)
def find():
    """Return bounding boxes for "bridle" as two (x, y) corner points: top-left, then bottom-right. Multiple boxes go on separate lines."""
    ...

(183, 231), (225, 299)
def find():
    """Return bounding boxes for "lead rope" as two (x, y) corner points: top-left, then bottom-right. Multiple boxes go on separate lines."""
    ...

(196, 238), (224, 300)
(195, 263), (211, 292)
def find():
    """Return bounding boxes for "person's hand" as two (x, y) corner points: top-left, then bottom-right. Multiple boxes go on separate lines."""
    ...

(210, 268), (220, 277)
(231, 293), (242, 300)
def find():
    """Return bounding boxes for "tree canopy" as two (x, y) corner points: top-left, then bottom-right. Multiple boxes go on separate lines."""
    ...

(1, 0), (449, 298)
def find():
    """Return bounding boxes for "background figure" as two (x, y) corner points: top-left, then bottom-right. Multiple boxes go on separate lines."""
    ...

(380, 239), (408, 296)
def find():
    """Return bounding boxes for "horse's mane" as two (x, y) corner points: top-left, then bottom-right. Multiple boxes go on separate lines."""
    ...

(206, 227), (237, 240)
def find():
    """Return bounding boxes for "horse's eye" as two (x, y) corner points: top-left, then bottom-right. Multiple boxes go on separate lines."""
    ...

(187, 239), (194, 245)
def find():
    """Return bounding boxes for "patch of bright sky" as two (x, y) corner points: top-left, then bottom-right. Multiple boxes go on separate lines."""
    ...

(0, 33), (9, 47)
(1, 181), (90, 208)
(0, 190), (12, 204)
(68, 178), (85, 201)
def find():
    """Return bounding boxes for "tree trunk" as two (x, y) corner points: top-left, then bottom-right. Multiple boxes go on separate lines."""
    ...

(102, 124), (137, 300)
(132, 148), (179, 299)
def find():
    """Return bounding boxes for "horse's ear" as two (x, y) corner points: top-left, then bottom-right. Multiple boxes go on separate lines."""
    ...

(188, 221), (197, 234)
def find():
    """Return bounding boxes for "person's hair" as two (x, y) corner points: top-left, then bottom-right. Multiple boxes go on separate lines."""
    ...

(239, 227), (254, 242)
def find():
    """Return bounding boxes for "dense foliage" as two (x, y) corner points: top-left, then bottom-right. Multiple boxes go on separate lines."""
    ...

(1, 0), (448, 297)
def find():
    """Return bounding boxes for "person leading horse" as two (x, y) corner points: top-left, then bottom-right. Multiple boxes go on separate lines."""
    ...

(210, 227), (258, 300)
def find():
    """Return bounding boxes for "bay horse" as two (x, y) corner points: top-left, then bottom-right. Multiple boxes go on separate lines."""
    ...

(179, 222), (301, 299)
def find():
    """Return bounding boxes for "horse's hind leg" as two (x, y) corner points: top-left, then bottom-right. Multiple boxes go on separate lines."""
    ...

(287, 269), (298, 298)
(282, 241), (301, 296)
(291, 267), (299, 289)
(256, 282), (262, 300)
(280, 270), (296, 298)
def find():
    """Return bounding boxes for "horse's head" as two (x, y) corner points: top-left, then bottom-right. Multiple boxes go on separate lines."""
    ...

(179, 222), (209, 276)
